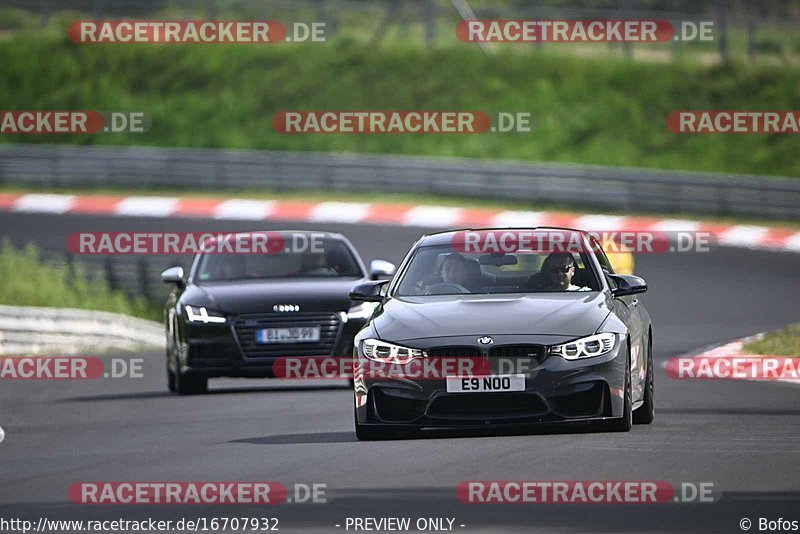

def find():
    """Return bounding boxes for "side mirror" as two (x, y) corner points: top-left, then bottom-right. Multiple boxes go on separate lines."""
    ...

(350, 280), (390, 302)
(369, 259), (396, 280)
(161, 266), (185, 287)
(609, 274), (647, 298)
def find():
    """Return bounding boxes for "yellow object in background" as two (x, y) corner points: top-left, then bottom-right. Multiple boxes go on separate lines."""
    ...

(602, 237), (635, 275)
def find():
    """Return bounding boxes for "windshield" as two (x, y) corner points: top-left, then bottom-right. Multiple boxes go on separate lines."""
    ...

(395, 245), (600, 296)
(195, 239), (362, 282)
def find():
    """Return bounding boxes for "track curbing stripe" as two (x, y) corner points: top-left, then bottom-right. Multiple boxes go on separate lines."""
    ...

(4, 193), (799, 254)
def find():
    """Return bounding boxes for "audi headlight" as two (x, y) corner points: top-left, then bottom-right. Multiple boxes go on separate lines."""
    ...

(184, 305), (227, 324)
(361, 339), (426, 364)
(551, 333), (616, 360)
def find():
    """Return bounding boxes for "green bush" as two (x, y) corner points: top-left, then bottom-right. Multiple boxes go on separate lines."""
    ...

(744, 325), (800, 357)
(0, 239), (160, 321)
(0, 36), (799, 176)
(0, 8), (36, 31)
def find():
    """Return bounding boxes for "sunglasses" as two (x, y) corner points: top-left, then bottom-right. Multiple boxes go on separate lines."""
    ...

(548, 264), (575, 274)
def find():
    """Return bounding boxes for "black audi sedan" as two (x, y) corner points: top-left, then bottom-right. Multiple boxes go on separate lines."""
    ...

(161, 230), (395, 394)
(350, 227), (654, 439)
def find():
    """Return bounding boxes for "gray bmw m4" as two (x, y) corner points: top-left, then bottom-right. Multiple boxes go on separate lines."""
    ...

(350, 227), (654, 440)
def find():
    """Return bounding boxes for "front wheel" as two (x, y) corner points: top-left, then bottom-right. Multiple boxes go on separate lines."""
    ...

(634, 335), (655, 425)
(354, 403), (397, 440)
(166, 349), (177, 392)
(355, 422), (397, 441)
(175, 370), (208, 395)
(167, 367), (176, 392)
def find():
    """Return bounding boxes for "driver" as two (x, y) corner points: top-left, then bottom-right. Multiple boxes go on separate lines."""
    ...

(440, 253), (469, 286)
(416, 252), (470, 294)
(301, 253), (336, 276)
(527, 252), (591, 292)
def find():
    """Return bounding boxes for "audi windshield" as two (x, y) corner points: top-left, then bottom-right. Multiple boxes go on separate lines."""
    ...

(195, 239), (363, 282)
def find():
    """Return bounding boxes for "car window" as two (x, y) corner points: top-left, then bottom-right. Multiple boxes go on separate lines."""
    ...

(195, 239), (362, 281)
(395, 245), (600, 296)
(592, 236), (615, 274)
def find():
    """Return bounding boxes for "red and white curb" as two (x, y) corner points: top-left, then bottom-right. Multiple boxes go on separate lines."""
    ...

(2, 193), (799, 253)
(664, 335), (800, 385)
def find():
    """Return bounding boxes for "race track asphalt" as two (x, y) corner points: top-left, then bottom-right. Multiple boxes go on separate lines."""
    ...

(1, 212), (799, 533)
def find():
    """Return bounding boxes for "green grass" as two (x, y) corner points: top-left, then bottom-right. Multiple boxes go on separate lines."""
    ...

(745, 325), (800, 357)
(0, 239), (161, 321)
(1, 35), (800, 176)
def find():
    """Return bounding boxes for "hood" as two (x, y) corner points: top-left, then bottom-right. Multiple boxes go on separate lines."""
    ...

(373, 292), (610, 341)
(180, 278), (363, 314)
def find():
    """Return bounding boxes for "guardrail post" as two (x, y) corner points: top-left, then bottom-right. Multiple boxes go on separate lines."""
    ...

(138, 257), (150, 300)
(621, 0), (633, 60)
(423, 0), (436, 47)
(205, 0), (218, 19)
(671, 19), (682, 60)
(371, 0), (401, 46)
(66, 252), (76, 284)
(715, 0), (729, 63)
(104, 256), (116, 291)
(747, 19), (756, 61)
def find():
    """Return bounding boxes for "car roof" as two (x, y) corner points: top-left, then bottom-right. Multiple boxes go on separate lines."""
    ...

(198, 229), (347, 243)
(415, 227), (590, 247)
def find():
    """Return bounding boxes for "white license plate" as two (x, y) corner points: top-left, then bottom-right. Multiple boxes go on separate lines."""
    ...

(446, 375), (526, 393)
(256, 326), (321, 344)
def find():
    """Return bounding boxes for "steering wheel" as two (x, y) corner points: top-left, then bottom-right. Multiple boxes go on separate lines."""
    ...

(425, 283), (469, 295)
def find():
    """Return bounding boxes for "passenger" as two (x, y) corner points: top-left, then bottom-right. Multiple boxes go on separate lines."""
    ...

(526, 252), (591, 292)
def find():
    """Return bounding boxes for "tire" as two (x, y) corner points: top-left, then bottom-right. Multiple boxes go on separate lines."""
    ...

(175, 370), (208, 395)
(167, 367), (176, 393)
(166, 349), (177, 392)
(634, 333), (655, 425)
(355, 422), (397, 441)
(354, 403), (396, 441)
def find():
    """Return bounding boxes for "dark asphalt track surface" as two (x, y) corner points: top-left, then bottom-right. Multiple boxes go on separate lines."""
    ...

(1, 212), (799, 533)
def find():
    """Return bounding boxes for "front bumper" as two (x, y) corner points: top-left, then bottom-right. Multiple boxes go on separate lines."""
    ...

(177, 312), (367, 378)
(354, 334), (627, 427)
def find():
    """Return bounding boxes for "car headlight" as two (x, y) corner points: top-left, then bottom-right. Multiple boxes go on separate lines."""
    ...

(362, 339), (426, 364)
(551, 333), (616, 360)
(184, 305), (227, 324)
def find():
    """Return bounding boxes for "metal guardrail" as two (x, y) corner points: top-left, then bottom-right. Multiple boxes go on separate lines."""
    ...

(0, 303), (163, 355)
(1, 143), (798, 219)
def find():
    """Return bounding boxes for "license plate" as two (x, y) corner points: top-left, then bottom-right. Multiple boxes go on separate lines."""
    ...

(256, 326), (321, 344)
(446, 375), (526, 393)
